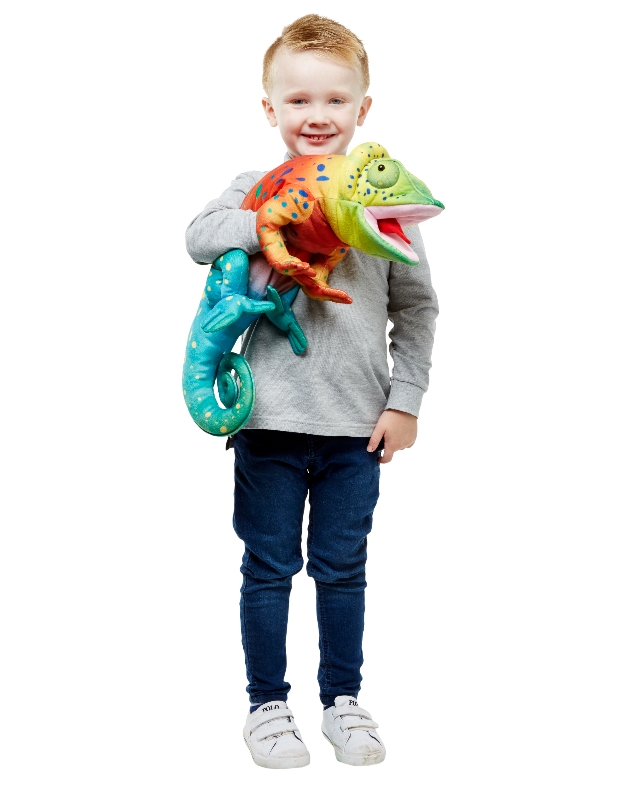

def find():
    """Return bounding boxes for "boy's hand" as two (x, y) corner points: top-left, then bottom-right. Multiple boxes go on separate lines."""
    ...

(367, 409), (418, 464)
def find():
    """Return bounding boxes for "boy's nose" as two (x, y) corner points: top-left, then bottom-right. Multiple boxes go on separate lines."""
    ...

(306, 107), (330, 126)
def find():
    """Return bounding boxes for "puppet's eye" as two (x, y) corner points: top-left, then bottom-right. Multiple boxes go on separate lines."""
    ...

(366, 160), (399, 189)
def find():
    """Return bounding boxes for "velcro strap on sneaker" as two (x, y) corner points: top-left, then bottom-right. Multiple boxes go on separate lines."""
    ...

(249, 707), (294, 733)
(253, 719), (298, 742)
(344, 718), (379, 731)
(332, 706), (373, 721)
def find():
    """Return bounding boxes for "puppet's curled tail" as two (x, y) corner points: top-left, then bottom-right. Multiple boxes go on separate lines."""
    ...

(182, 249), (306, 436)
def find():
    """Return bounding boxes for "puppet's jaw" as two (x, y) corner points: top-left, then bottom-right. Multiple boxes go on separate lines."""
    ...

(363, 204), (444, 262)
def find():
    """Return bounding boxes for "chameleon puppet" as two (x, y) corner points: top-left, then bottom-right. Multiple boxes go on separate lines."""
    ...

(182, 142), (444, 437)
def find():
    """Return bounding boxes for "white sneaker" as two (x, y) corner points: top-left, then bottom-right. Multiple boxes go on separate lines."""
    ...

(243, 701), (310, 769)
(322, 696), (386, 766)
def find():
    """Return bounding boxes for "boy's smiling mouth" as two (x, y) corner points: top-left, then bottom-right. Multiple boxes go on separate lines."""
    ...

(302, 134), (335, 141)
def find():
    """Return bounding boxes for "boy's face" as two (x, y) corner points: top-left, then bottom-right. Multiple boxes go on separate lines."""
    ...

(262, 48), (372, 158)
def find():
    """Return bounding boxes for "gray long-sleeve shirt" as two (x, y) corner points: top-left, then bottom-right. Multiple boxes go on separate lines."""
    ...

(185, 168), (439, 437)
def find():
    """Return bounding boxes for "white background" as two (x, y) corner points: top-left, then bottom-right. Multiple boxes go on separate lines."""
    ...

(1, 1), (628, 785)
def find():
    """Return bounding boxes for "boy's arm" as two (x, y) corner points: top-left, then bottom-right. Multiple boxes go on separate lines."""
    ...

(185, 171), (263, 264)
(367, 224), (439, 463)
(386, 224), (439, 415)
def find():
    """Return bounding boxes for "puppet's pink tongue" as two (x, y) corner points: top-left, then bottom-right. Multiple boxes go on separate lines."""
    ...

(376, 217), (411, 244)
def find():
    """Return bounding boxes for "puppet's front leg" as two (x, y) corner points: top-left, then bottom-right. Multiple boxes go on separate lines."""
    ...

(291, 246), (353, 304)
(257, 190), (317, 277)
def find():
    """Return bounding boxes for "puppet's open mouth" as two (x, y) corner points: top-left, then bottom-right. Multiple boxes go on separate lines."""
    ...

(364, 204), (444, 261)
(377, 217), (411, 245)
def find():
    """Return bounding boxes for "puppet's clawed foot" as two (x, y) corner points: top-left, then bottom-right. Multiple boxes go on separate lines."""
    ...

(270, 257), (317, 278)
(291, 276), (353, 305)
(265, 286), (308, 355)
(202, 295), (275, 333)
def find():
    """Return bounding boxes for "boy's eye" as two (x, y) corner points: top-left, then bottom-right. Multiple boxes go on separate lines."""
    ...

(291, 99), (307, 105)
(330, 98), (344, 105)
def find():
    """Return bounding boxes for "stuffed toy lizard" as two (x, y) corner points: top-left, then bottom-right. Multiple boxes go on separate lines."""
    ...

(183, 142), (444, 437)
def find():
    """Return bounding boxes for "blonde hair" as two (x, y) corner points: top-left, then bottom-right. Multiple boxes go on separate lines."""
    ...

(263, 14), (370, 95)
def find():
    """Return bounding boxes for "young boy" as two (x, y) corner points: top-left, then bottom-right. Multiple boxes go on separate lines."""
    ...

(185, 15), (439, 768)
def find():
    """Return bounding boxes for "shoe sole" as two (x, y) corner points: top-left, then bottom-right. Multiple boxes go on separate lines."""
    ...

(321, 730), (386, 766)
(243, 734), (310, 769)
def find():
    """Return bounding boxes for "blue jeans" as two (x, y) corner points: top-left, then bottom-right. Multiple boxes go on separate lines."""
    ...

(232, 429), (381, 707)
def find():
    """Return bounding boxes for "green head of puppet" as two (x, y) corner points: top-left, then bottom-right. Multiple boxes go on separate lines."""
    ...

(322, 141), (444, 265)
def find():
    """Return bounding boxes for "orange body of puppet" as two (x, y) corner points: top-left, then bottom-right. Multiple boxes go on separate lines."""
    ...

(240, 142), (445, 304)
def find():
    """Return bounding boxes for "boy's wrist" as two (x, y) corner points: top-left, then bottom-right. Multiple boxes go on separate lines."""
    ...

(245, 210), (260, 255)
(385, 379), (424, 418)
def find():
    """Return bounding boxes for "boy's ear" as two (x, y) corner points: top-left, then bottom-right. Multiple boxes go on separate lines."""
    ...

(262, 97), (278, 128)
(356, 96), (372, 128)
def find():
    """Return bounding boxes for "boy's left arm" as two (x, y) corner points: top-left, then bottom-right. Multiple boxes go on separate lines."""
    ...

(367, 225), (439, 463)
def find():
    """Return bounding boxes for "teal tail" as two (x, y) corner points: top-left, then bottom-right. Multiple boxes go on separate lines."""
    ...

(182, 249), (306, 437)
(182, 281), (258, 436)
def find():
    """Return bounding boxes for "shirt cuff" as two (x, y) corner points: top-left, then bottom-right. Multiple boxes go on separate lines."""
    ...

(386, 379), (425, 417)
(245, 211), (260, 255)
